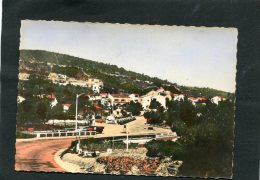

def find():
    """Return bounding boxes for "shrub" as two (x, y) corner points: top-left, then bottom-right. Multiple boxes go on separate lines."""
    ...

(16, 132), (36, 139)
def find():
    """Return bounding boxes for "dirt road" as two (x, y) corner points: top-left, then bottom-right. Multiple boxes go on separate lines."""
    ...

(15, 138), (74, 172)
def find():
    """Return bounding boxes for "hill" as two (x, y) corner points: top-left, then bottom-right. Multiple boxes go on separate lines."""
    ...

(19, 49), (230, 97)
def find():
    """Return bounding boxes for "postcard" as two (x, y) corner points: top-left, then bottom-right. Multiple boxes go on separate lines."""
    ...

(15, 20), (237, 178)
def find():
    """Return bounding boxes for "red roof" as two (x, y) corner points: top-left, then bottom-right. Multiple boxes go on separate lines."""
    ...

(46, 94), (56, 99)
(188, 97), (197, 100)
(198, 97), (207, 101)
(63, 104), (72, 107)
(111, 94), (129, 98)
(95, 105), (102, 110)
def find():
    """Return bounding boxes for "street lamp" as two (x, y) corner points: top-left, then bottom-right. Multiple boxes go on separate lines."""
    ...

(75, 93), (86, 131)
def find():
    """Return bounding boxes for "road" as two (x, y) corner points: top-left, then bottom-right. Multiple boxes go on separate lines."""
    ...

(15, 138), (74, 172)
(96, 116), (171, 136)
(15, 116), (171, 172)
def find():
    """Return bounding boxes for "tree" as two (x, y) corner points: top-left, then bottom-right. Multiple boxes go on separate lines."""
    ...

(125, 101), (143, 116)
(145, 97), (235, 178)
(49, 103), (64, 119)
(149, 99), (162, 109)
(36, 101), (49, 124)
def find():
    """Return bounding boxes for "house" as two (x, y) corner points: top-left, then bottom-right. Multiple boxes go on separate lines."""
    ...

(197, 97), (207, 101)
(140, 87), (168, 109)
(157, 87), (165, 94)
(51, 98), (58, 108)
(57, 74), (67, 80)
(211, 96), (226, 105)
(62, 104), (72, 112)
(47, 94), (58, 108)
(140, 94), (166, 109)
(188, 97), (197, 105)
(173, 94), (185, 101)
(140, 94), (153, 109)
(46, 94), (56, 99)
(152, 95), (166, 108)
(48, 73), (58, 82)
(100, 93), (108, 98)
(92, 84), (101, 93)
(85, 93), (102, 101)
(86, 78), (104, 93)
(108, 93), (131, 106)
(129, 93), (140, 103)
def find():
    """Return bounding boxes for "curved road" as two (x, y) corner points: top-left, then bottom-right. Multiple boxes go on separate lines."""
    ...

(15, 138), (74, 172)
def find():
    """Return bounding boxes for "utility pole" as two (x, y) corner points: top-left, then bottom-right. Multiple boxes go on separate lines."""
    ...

(75, 93), (86, 131)
(126, 125), (129, 152)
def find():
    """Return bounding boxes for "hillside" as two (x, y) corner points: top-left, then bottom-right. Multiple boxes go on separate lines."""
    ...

(19, 49), (230, 97)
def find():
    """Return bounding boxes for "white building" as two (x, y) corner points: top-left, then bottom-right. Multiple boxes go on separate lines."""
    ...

(86, 78), (103, 93)
(211, 96), (226, 105)
(129, 93), (140, 103)
(108, 93), (131, 106)
(51, 98), (58, 108)
(85, 94), (102, 101)
(92, 84), (101, 93)
(140, 94), (166, 109)
(188, 97), (198, 106)
(46, 94), (58, 108)
(57, 74), (67, 80)
(62, 104), (72, 112)
(173, 94), (185, 101)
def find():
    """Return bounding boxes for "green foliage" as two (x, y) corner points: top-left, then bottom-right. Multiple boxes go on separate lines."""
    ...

(16, 132), (36, 139)
(180, 86), (229, 99)
(36, 101), (49, 123)
(52, 65), (87, 79)
(125, 101), (143, 116)
(145, 100), (235, 178)
(144, 110), (166, 124)
(145, 140), (184, 158)
(149, 99), (162, 109)
(77, 138), (138, 151)
(17, 98), (44, 125)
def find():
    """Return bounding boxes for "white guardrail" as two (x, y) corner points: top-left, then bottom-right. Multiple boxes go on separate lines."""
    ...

(23, 130), (96, 138)
(155, 132), (177, 138)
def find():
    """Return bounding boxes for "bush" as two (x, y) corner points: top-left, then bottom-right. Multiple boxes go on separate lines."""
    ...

(70, 138), (138, 151)
(145, 140), (183, 159)
(16, 132), (36, 139)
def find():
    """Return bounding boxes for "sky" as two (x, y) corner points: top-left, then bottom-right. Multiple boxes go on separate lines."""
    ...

(20, 20), (238, 92)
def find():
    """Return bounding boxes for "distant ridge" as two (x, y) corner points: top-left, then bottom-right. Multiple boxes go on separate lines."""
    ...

(19, 49), (230, 97)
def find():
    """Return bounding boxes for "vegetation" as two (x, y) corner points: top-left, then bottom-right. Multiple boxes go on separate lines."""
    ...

(78, 138), (138, 151)
(16, 132), (36, 139)
(16, 74), (92, 125)
(125, 101), (143, 116)
(145, 98), (235, 178)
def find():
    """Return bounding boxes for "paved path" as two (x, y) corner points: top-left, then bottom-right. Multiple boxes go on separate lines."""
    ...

(15, 138), (74, 172)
